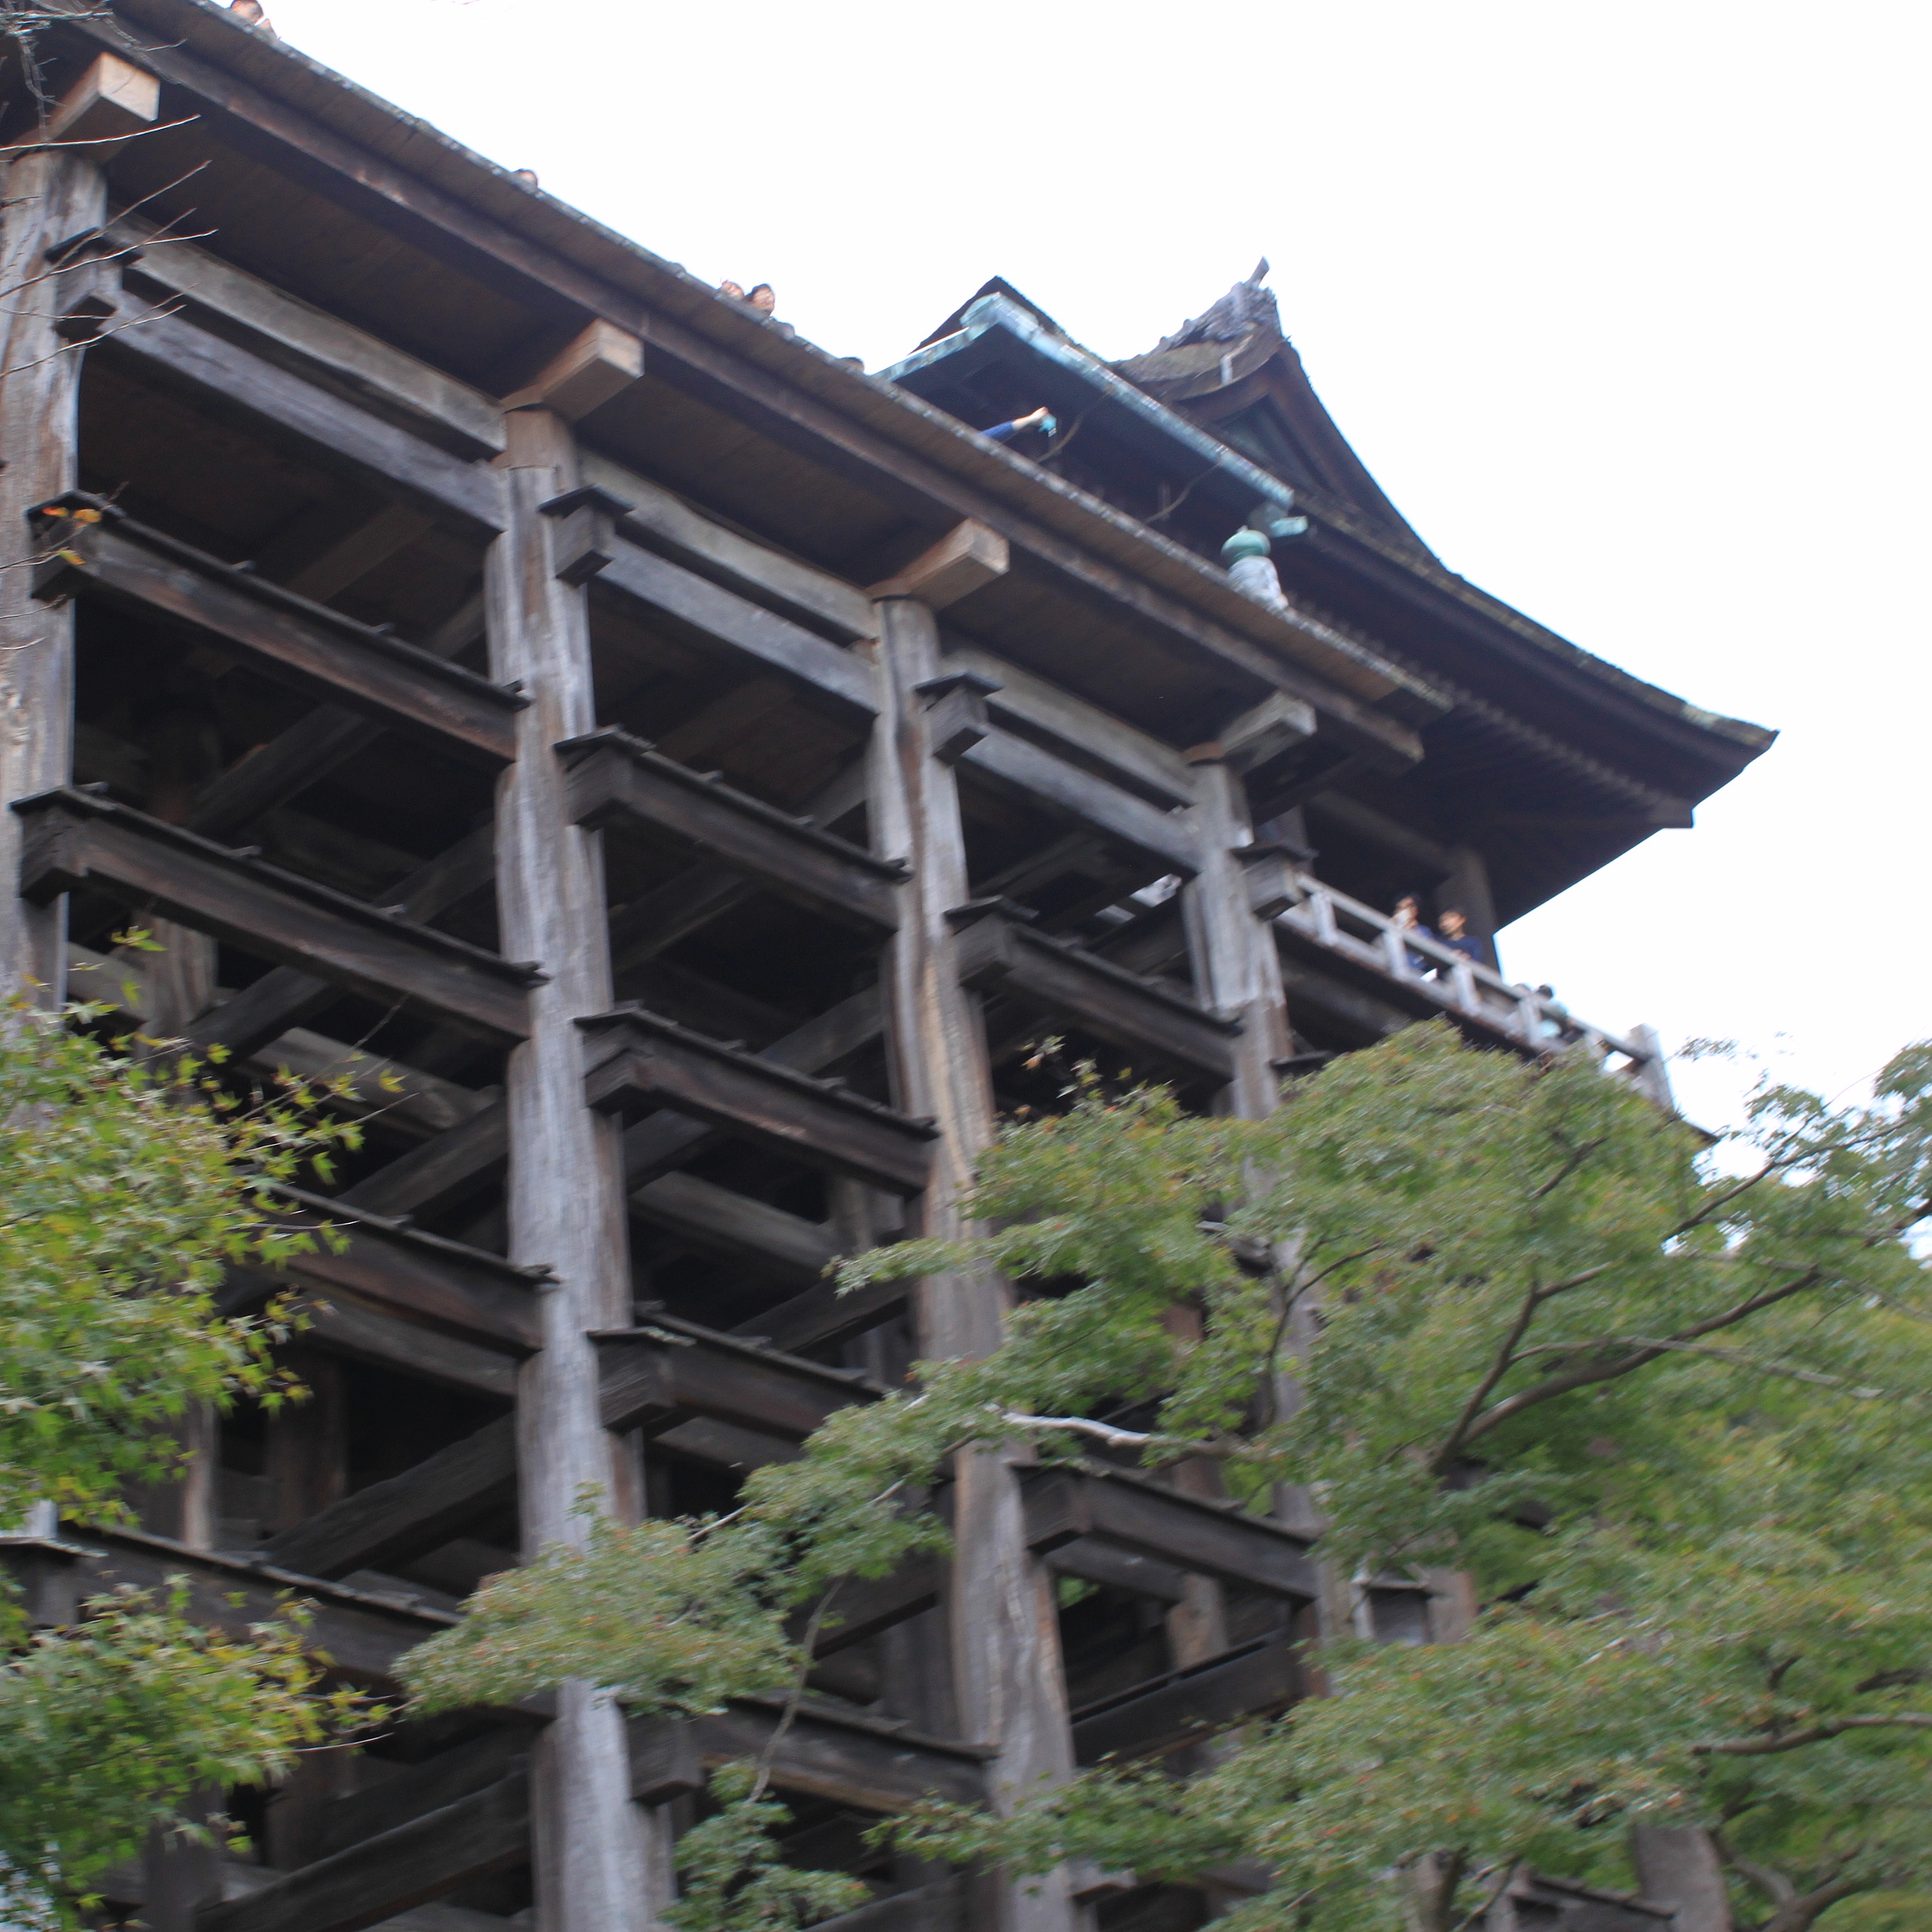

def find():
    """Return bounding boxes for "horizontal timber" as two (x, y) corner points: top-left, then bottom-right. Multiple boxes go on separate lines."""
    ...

(1022, 1466), (1317, 1601)
(232, 1188), (545, 1355)
(560, 727), (902, 936)
(261, 1414), (516, 1580)
(1072, 1638), (1300, 1764)
(949, 898), (1238, 1085)
(594, 538), (877, 717)
(15, 789), (538, 1046)
(630, 1169), (842, 1284)
(99, 300), (504, 535)
(581, 1006), (937, 1194)
(596, 1316), (883, 1440)
(197, 1769), (531, 1932)
(960, 727), (1200, 876)
(34, 509), (522, 767)
(628, 1699), (988, 1810)
(2, 1527), (453, 1680)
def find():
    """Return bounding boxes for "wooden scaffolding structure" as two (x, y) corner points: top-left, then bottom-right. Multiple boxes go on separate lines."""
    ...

(0, 11), (1771, 1930)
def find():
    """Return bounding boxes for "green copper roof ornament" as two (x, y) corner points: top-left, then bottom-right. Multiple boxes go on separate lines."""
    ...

(1223, 517), (1295, 612)
(1221, 527), (1272, 564)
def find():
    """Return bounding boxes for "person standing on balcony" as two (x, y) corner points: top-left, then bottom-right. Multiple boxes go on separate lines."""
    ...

(1392, 893), (1433, 973)
(1437, 907), (1481, 964)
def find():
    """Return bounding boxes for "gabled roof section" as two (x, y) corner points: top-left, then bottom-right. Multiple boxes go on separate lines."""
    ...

(917, 277), (1070, 351)
(1113, 262), (1425, 549)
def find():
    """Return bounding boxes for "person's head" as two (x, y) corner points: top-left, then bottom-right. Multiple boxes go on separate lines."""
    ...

(1439, 906), (1467, 939)
(717, 280), (746, 301)
(1393, 893), (1421, 927)
(230, 0), (265, 20)
(748, 284), (777, 315)
(512, 168), (540, 189)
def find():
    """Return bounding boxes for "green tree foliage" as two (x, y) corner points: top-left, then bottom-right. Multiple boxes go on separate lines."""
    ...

(0, 990), (379, 1922)
(405, 1025), (1932, 1931)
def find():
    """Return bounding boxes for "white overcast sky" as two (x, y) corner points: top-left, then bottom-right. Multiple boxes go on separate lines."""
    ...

(262, 0), (1928, 1133)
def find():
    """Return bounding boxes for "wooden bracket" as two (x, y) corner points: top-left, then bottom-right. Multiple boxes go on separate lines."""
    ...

(1211, 690), (1319, 774)
(1234, 842), (1302, 920)
(504, 319), (643, 420)
(540, 484), (633, 586)
(38, 53), (160, 156)
(915, 670), (1001, 764)
(871, 519), (1009, 608)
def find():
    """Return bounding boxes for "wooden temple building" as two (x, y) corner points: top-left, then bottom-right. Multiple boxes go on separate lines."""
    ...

(0, 6), (1771, 1929)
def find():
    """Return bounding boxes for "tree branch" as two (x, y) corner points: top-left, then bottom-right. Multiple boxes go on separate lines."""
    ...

(1696, 1714), (1932, 1757)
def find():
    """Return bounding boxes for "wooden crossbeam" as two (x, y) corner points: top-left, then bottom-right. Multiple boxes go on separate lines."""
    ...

(1071, 1639), (1300, 1764)
(287, 1294), (518, 1401)
(231, 1190), (544, 1356)
(261, 1415), (516, 1581)
(949, 898), (1238, 1086)
(595, 540), (877, 717)
(959, 726), (1201, 876)
(100, 304), (504, 535)
(34, 509), (519, 768)
(339, 1099), (510, 1219)
(582, 1007), (935, 1195)
(560, 728), (902, 936)
(596, 1317), (881, 1440)
(627, 1701), (988, 1811)
(1022, 1467), (1317, 1602)
(197, 1769), (530, 1932)
(313, 1730), (531, 1863)
(15, 789), (538, 1045)
(11, 1527), (455, 1682)
(630, 1169), (841, 1284)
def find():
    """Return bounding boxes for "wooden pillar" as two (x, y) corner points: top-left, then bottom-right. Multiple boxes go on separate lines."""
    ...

(488, 400), (665, 1932)
(1183, 756), (1292, 1124)
(1444, 843), (1500, 972)
(868, 548), (1089, 1932)
(1627, 1827), (1729, 1931)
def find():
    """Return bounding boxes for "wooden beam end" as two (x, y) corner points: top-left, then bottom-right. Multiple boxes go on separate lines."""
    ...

(506, 320), (644, 421)
(872, 519), (1010, 611)
(44, 53), (161, 151)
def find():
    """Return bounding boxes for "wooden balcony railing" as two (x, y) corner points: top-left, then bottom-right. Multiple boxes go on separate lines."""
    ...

(1249, 857), (1674, 1109)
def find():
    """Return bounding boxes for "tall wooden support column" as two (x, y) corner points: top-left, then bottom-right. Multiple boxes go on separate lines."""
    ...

(1184, 755), (1292, 1124)
(488, 391), (664, 1932)
(869, 528), (1089, 1932)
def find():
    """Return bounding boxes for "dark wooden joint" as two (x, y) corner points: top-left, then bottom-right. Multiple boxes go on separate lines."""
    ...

(915, 669), (1000, 765)
(540, 484), (634, 587)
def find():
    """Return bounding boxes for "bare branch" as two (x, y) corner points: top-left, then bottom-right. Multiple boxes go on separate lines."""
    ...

(1696, 1714), (1932, 1757)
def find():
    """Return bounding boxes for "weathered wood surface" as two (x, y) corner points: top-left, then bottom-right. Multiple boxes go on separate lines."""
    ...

(627, 1700), (989, 1811)
(230, 1190), (543, 1355)
(871, 589), (1084, 1929)
(0, 136), (107, 1000)
(1022, 1468), (1316, 1602)
(596, 1318), (881, 1439)
(960, 726), (1200, 876)
(729, 1269), (910, 1358)
(630, 1169), (840, 1283)
(340, 1100), (511, 1218)
(286, 1293), (519, 1401)
(487, 414), (661, 1931)
(560, 727), (902, 935)
(24, 1527), (454, 1682)
(116, 226), (507, 462)
(33, 512), (521, 765)
(596, 539), (877, 716)
(943, 646), (1197, 809)
(578, 450), (874, 642)
(313, 1731), (532, 1863)
(582, 1007), (937, 1194)
(197, 1769), (530, 1932)
(100, 303), (504, 534)
(262, 1415), (516, 1581)
(16, 789), (537, 1043)
(1071, 1639), (1300, 1764)
(949, 898), (1238, 1086)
